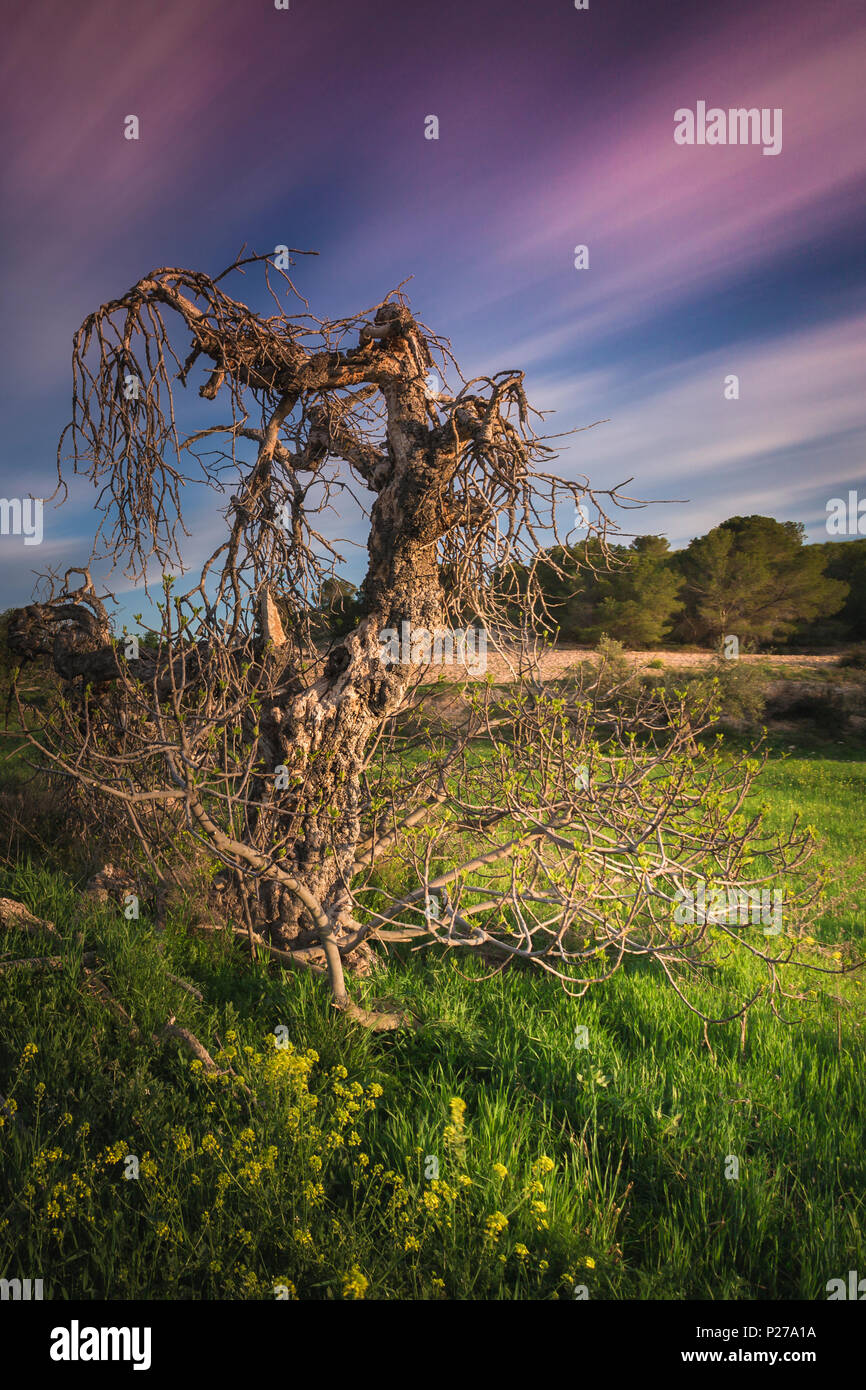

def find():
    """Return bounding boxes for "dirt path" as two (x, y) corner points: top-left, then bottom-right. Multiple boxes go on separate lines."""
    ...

(452, 646), (845, 683)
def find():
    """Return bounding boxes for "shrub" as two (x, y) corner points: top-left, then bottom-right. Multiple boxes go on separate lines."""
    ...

(662, 655), (768, 728)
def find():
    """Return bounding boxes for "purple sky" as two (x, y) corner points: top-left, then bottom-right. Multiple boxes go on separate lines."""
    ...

(1, 0), (864, 610)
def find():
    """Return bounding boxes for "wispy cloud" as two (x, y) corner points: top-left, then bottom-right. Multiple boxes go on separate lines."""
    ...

(1, 0), (863, 589)
(531, 311), (866, 544)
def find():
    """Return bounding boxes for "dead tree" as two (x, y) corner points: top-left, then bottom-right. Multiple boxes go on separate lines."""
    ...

(6, 252), (846, 1027)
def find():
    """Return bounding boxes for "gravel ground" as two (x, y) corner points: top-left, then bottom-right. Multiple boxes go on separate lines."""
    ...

(449, 646), (845, 683)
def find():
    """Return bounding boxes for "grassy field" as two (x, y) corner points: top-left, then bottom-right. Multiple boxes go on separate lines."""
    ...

(1, 730), (864, 1301)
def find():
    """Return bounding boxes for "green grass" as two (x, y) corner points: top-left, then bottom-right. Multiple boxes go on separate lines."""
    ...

(1, 734), (864, 1300)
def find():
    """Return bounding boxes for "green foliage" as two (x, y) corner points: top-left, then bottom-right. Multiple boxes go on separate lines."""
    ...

(675, 516), (847, 648)
(672, 651), (770, 727)
(590, 535), (684, 647)
(316, 577), (367, 638)
(0, 609), (19, 678)
(584, 634), (636, 699)
(793, 539), (866, 646)
(1, 738), (864, 1300)
(524, 518), (858, 652)
(525, 536), (682, 647)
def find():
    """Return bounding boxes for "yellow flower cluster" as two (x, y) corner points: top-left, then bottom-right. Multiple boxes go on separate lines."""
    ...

(27, 1134), (131, 1216)
(236, 1145), (278, 1187)
(101, 1141), (130, 1168)
(7, 1028), (577, 1299)
(261, 1038), (320, 1095)
(342, 1266), (369, 1299)
(484, 1210), (509, 1240)
(444, 1095), (467, 1146)
(171, 1127), (194, 1155)
(36, 1165), (95, 1226)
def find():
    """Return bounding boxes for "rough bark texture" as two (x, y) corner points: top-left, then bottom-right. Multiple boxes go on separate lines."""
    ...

(6, 269), (468, 1004)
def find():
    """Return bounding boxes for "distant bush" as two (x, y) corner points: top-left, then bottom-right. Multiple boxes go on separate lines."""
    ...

(659, 654), (768, 728)
(580, 635), (641, 704)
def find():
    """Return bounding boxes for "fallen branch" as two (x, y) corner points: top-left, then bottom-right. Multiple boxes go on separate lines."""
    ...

(163, 970), (205, 1003)
(157, 1018), (255, 1100)
(333, 997), (409, 1031)
(0, 898), (59, 938)
(0, 952), (98, 972)
(82, 965), (254, 1099)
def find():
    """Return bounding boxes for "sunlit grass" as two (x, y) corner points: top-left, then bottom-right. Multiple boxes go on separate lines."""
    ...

(1, 733), (863, 1299)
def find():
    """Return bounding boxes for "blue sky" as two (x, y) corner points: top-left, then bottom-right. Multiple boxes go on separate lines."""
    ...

(1, 0), (864, 617)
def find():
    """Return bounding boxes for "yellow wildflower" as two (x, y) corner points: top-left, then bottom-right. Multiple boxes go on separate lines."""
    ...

(484, 1210), (509, 1240)
(342, 1266), (368, 1300)
(448, 1097), (466, 1128)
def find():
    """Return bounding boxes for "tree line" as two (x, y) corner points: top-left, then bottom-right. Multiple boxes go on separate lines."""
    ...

(290, 515), (865, 652)
(4, 515), (862, 665)
(518, 515), (864, 650)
